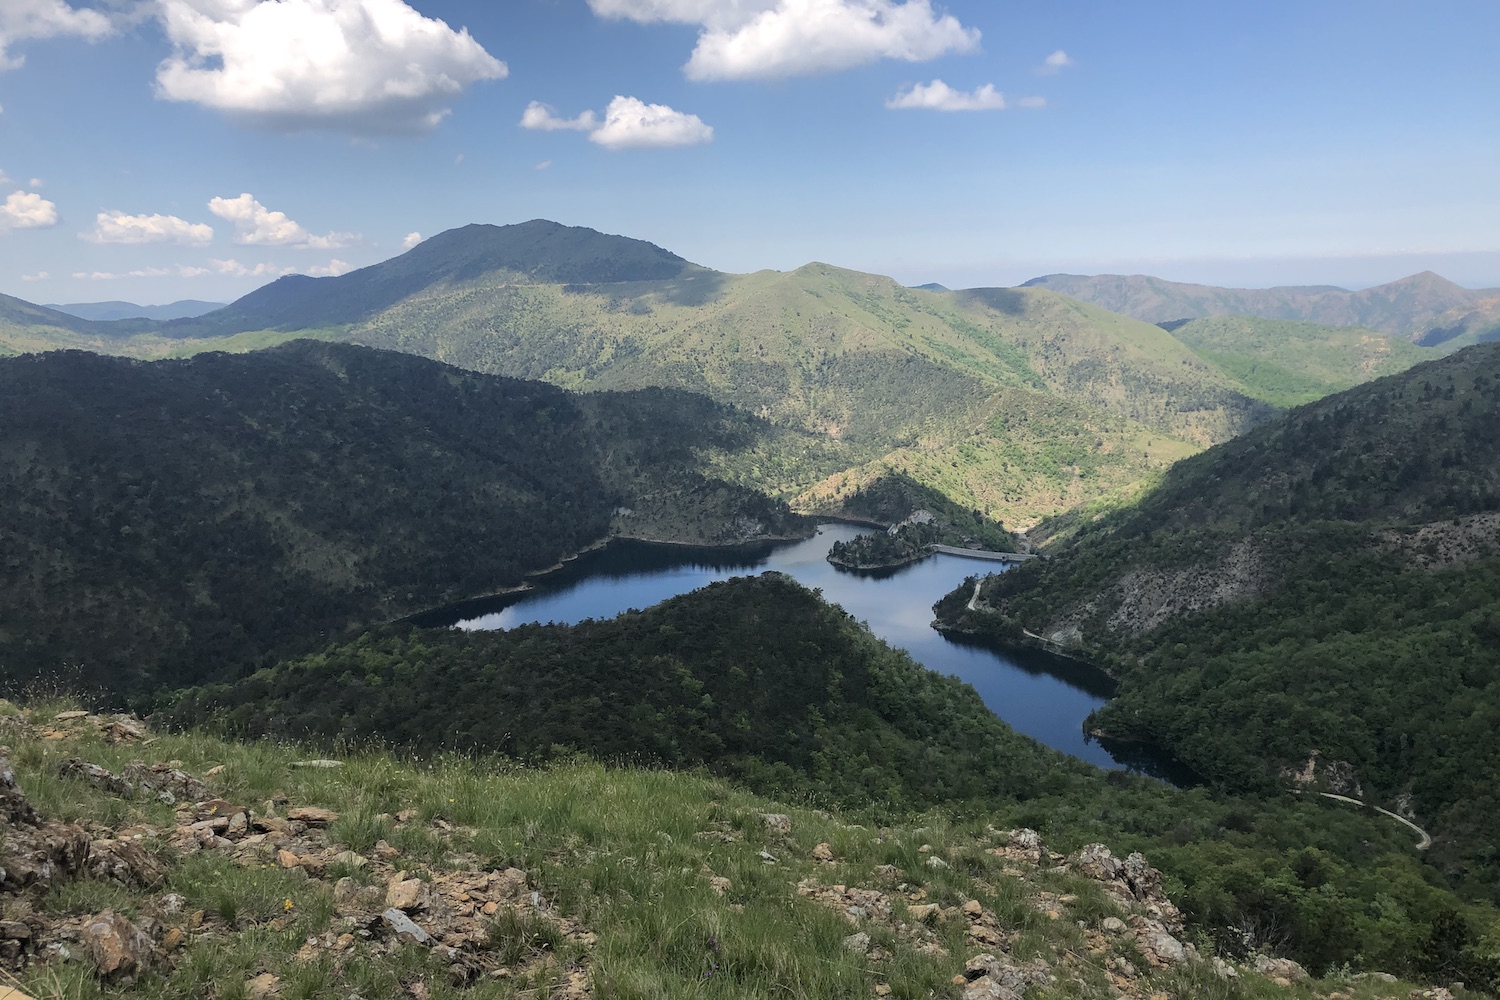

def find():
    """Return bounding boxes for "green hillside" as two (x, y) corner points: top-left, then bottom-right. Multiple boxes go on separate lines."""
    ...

(936, 345), (1500, 896)
(7, 700), (1491, 999)
(1168, 315), (1433, 406)
(0, 342), (814, 697)
(3, 223), (1469, 533)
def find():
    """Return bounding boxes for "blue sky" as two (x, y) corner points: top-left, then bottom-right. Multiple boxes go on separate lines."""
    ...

(1, 0), (1497, 305)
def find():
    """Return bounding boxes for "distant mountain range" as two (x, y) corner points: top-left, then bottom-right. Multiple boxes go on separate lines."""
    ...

(45, 299), (225, 322)
(1023, 271), (1500, 346)
(0, 219), (1480, 527)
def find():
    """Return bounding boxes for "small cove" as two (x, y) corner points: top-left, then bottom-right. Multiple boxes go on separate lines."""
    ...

(417, 524), (1191, 781)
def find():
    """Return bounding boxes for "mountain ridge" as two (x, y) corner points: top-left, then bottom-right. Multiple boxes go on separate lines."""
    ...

(1023, 270), (1496, 340)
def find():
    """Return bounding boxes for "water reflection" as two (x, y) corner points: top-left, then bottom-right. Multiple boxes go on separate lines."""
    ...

(417, 524), (1190, 780)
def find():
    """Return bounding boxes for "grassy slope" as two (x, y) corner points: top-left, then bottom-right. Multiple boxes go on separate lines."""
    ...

(1170, 316), (1433, 407)
(5, 702), (1458, 1000)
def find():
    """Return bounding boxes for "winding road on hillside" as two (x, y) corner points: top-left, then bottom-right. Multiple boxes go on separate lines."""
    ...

(962, 579), (1435, 852)
(1315, 792), (1432, 850)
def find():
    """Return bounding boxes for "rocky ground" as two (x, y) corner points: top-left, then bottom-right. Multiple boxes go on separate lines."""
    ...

(0, 705), (1466, 1000)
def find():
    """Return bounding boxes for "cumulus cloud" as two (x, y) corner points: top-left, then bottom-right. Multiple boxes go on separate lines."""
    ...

(307, 258), (354, 277)
(1039, 49), (1071, 74)
(887, 79), (1003, 111)
(0, 190), (59, 230)
(401, 231), (422, 250)
(592, 96), (713, 148)
(21, 271), (48, 281)
(208, 193), (354, 249)
(153, 0), (507, 134)
(589, 0), (978, 80)
(520, 101), (598, 132)
(522, 96), (713, 150)
(0, 0), (113, 72)
(87, 210), (214, 246)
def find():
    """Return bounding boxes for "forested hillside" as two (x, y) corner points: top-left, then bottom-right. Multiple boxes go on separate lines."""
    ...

(937, 344), (1500, 896)
(1169, 315), (1432, 406)
(0, 342), (809, 697)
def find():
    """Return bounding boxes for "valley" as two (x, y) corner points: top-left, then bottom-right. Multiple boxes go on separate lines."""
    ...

(1, 225), (1497, 999)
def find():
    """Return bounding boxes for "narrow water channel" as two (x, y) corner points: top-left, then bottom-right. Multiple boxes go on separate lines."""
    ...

(420, 524), (1189, 780)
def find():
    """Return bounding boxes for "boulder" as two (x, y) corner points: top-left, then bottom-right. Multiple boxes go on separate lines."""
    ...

(758, 813), (792, 834)
(87, 839), (167, 888)
(1252, 955), (1308, 983)
(811, 843), (835, 862)
(287, 807), (338, 826)
(1070, 844), (1124, 882)
(841, 932), (870, 953)
(82, 910), (156, 984)
(386, 877), (429, 912)
(381, 908), (431, 946)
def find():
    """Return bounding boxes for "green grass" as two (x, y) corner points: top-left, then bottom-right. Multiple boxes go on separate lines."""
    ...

(2, 701), (1432, 1000)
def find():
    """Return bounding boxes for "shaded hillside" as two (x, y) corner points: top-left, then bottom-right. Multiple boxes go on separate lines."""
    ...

(937, 345), (1500, 895)
(1168, 315), (1432, 406)
(1026, 270), (1494, 340)
(160, 220), (704, 336)
(0, 342), (806, 697)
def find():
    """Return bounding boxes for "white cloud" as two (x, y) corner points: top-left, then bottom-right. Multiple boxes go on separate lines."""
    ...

(520, 101), (598, 132)
(73, 264), (209, 280)
(1017, 95), (1047, 109)
(0, 190), (59, 230)
(591, 96), (714, 149)
(0, 170), (9, 186)
(0, 0), (112, 72)
(208, 193), (354, 249)
(306, 258), (353, 277)
(590, 0), (978, 80)
(21, 271), (48, 281)
(401, 231), (422, 250)
(210, 257), (295, 278)
(153, 0), (507, 134)
(886, 79), (1004, 111)
(87, 210), (214, 246)
(523, 96), (713, 150)
(535, 160), (552, 170)
(1039, 49), (1071, 74)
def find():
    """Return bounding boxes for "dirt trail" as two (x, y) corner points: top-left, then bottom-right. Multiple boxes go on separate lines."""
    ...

(1317, 792), (1433, 850)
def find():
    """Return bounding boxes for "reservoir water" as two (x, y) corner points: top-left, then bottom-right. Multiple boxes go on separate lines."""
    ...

(422, 524), (1187, 779)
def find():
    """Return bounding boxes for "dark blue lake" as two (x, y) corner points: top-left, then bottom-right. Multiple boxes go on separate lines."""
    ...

(424, 524), (1186, 779)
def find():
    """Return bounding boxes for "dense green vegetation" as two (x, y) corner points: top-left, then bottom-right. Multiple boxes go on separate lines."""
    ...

(824, 473), (1020, 568)
(937, 345), (1500, 899)
(1170, 315), (1431, 406)
(156, 575), (1499, 984)
(0, 341), (811, 697)
(163, 574), (1078, 814)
